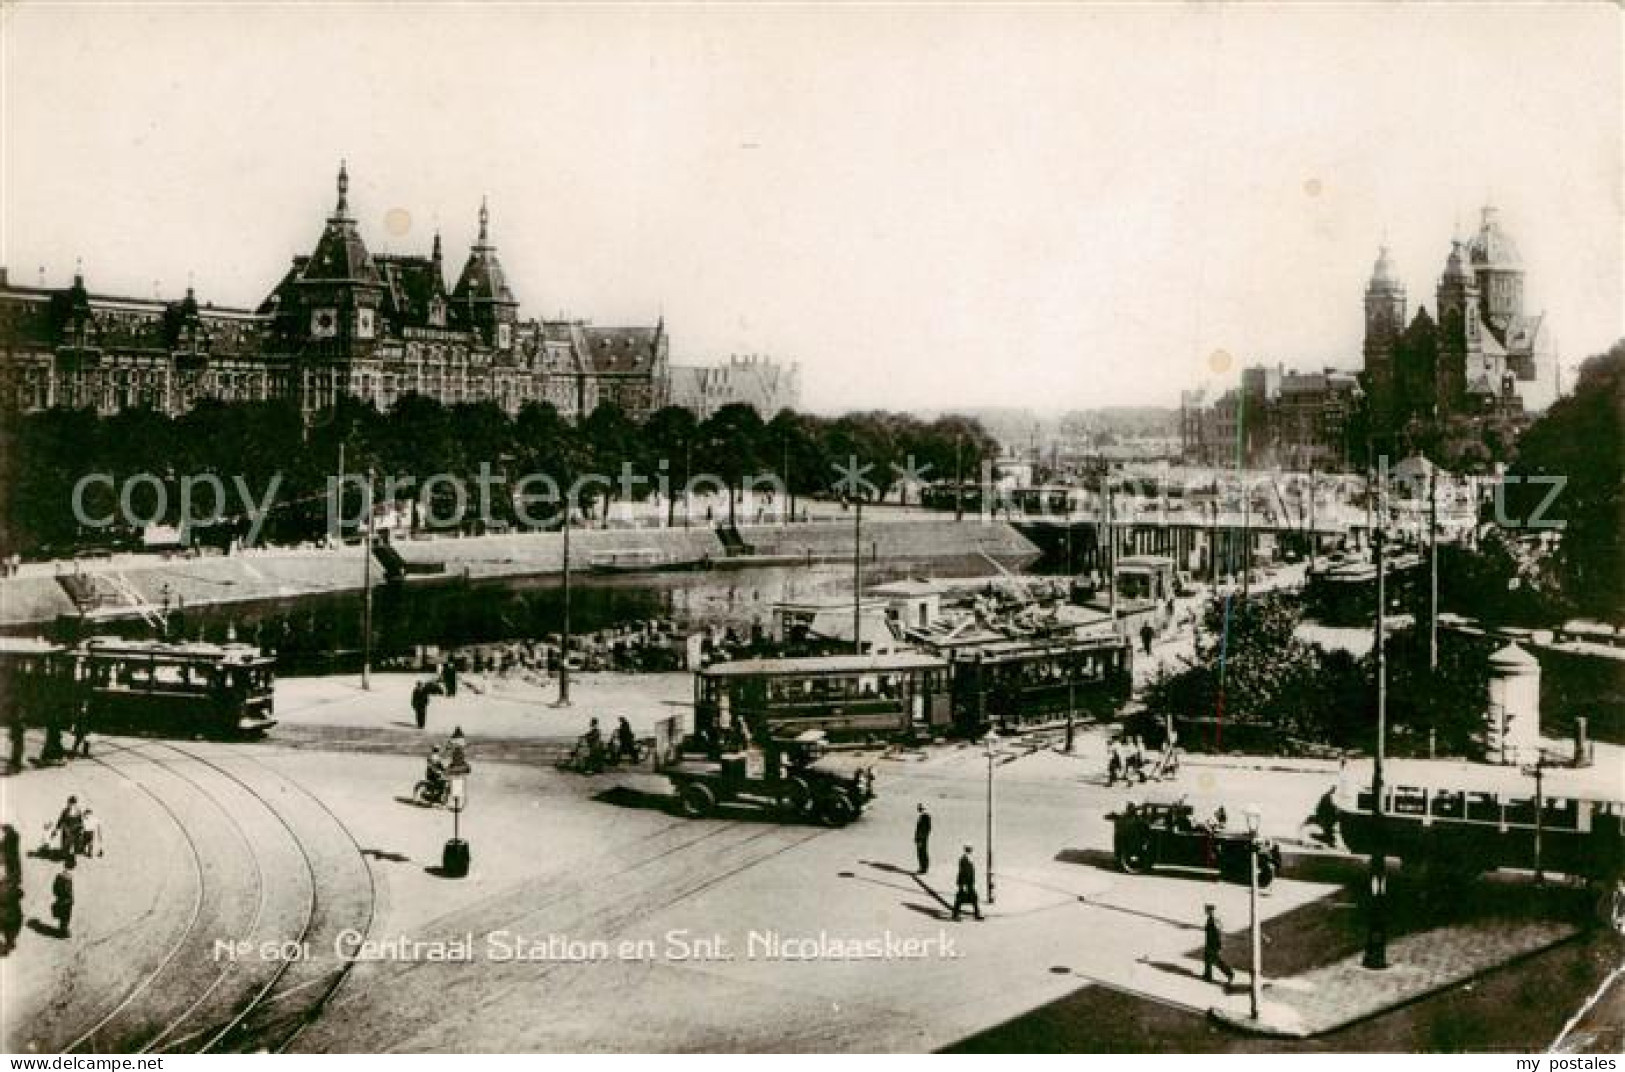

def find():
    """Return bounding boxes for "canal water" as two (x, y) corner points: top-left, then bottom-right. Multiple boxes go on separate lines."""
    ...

(122, 553), (1023, 674)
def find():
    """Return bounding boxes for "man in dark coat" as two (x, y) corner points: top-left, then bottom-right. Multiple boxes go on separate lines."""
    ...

(951, 845), (983, 921)
(913, 803), (932, 874)
(1202, 903), (1234, 985)
(411, 682), (430, 731)
(52, 858), (75, 938)
(0, 876), (22, 953)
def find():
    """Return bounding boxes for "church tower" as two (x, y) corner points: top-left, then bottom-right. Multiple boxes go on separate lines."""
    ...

(1434, 239), (1480, 415)
(452, 198), (519, 351)
(1362, 245), (1406, 433)
(1467, 205), (1524, 332)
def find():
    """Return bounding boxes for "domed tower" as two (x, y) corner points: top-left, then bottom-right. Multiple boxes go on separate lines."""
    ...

(1434, 239), (1481, 415)
(1466, 205), (1524, 332)
(452, 197), (520, 351)
(1362, 245), (1407, 433)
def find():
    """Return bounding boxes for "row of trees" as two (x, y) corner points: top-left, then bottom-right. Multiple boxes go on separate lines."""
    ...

(0, 397), (1000, 554)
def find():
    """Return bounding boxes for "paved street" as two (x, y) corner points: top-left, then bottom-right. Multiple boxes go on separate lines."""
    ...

(1, 675), (1613, 1052)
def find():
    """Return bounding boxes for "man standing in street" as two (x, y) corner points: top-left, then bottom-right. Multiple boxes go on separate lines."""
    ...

(952, 845), (983, 921)
(1140, 621), (1155, 656)
(51, 857), (75, 939)
(913, 803), (932, 874)
(412, 681), (431, 731)
(1202, 903), (1235, 987)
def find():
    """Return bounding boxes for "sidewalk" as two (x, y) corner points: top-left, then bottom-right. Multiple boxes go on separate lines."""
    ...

(1212, 916), (1582, 1038)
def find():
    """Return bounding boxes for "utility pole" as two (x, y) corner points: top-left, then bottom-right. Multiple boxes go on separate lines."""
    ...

(361, 468), (375, 691)
(557, 505), (572, 706)
(954, 433), (964, 522)
(852, 496), (864, 655)
(1364, 471), (1390, 971)
(1241, 479), (1252, 600)
(1105, 468), (1117, 623)
(1307, 469), (1317, 574)
(1428, 466), (1439, 672)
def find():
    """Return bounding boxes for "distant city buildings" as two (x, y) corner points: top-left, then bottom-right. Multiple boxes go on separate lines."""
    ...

(0, 165), (792, 424)
(1180, 365), (1363, 469)
(666, 354), (801, 420)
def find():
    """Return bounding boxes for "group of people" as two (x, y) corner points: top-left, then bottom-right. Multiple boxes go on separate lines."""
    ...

(1106, 735), (1150, 785)
(574, 718), (642, 772)
(2, 794), (102, 953)
(5, 705), (94, 775)
(912, 803), (984, 922)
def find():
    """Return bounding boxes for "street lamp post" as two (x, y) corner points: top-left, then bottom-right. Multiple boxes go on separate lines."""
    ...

(1245, 804), (1264, 1020)
(444, 725), (472, 878)
(984, 731), (998, 905)
(361, 467), (375, 691)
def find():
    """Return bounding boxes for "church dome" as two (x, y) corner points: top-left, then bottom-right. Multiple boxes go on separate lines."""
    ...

(1366, 246), (1404, 294)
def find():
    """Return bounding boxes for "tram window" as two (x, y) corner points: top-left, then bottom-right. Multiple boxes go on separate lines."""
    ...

(1542, 798), (1579, 830)
(1431, 790), (1466, 819)
(1504, 797), (1537, 827)
(1356, 790), (1375, 812)
(1465, 792), (1500, 823)
(1392, 787), (1427, 816)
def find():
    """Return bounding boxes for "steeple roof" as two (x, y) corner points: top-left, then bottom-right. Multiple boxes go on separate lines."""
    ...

(452, 197), (517, 307)
(300, 161), (380, 285)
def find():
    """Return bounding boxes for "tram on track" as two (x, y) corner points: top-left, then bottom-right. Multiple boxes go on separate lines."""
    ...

(0, 635), (276, 739)
(693, 652), (952, 745)
(692, 635), (1132, 744)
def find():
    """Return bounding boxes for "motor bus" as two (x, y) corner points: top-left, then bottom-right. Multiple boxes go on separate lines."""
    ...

(1333, 757), (1625, 929)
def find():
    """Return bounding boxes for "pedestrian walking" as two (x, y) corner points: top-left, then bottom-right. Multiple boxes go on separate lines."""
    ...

(0, 876), (21, 954)
(51, 858), (75, 938)
(441, 660), (458, 698)
(2, 824), (19, 884)
(1202, 903), (1234, 986)
(6, 716), (24, 773)
(1140, 622), (1155, 656)
(913, 803), (932, 874)
(951, 845), (983, 921)
(411, 681), (431, 731)
(70, 704), (93, 758)
(1107, 738), (1124, 786)
(53, 796), (83, 858)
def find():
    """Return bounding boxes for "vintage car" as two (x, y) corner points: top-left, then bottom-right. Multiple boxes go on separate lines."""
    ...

(1107, 796), (1282, 886)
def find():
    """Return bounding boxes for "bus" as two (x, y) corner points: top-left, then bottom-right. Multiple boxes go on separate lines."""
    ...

(0, 635), (277, 739)
(693, 652), (951, 746)
(1333, 758), (1625, 928)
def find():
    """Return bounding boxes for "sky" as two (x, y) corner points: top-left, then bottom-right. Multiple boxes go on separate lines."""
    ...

(2, 3), (1620, 414)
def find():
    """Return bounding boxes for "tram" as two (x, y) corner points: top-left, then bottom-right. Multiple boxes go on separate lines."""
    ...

(693, 652), (952, 745)
(941, 634), (1133, 735)
(692, 635), (1133, 744)
(0, 635), (277, 739)
(1333, 758), (1625, 928)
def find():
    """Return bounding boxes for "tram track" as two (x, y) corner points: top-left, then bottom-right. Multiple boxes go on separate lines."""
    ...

(63, 742), (281, 1054)
(44, 750), (208, 1055)
(293, 814), (830, 1052)
(50, 739), (374, 1055)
